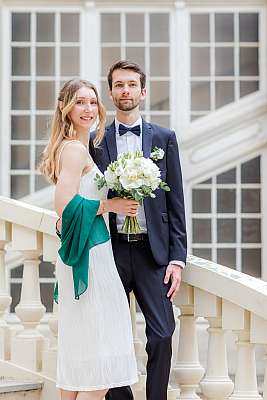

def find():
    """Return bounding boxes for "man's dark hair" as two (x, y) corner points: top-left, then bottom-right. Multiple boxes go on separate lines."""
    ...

(107, 60), (146, 90)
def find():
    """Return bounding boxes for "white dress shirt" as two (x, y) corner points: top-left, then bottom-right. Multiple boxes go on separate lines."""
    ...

(115, 117), (147, 233)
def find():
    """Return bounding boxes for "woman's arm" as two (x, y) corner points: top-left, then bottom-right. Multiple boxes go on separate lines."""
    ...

(55, 142), (139, 232)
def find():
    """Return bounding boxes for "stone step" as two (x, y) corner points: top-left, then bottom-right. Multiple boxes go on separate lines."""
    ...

(0, 377), (42, 399)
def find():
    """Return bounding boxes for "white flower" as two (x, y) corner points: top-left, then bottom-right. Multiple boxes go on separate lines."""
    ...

(104, 169), (118, 187)
(150, 147), (165, 161)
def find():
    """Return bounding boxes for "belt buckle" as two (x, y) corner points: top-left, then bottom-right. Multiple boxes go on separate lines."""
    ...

(127, 234), (138, 242)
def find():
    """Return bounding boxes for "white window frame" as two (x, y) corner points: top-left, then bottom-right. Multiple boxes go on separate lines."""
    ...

(3, 4), (83, 198)
(97, 5), (174, 128)
(185, 4), (266, 128)
(189, 150), (264, 277)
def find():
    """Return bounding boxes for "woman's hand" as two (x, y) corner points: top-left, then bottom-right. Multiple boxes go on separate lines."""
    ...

(104, 198), (139, 216)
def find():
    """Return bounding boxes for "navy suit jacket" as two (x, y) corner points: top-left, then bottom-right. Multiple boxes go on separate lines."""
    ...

(91, 119), (187, 266)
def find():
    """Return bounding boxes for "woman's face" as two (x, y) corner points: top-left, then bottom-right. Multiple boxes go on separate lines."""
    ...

(69, 86), (99, 133)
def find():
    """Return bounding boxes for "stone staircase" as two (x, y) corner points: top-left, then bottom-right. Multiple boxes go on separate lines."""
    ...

(0, 377), (42, 399)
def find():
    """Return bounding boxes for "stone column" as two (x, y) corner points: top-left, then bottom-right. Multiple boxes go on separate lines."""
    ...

(200, 317), (234, 400)
(229, 313), (262, 400)
(0, 220), (12, 360)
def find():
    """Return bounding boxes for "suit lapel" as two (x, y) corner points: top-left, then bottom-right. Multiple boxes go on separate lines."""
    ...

(105, 121), (118, 162)
(142, 119), (153, 158)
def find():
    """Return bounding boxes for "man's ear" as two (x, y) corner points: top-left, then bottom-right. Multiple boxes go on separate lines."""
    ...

(141, 88), (147, 100)
(108, 90), (113, 100)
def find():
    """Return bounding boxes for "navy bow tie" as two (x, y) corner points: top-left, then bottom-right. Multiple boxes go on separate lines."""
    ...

(118, 124), (141, 136)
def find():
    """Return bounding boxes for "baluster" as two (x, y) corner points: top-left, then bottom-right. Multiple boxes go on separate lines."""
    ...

(173, 283), (205, 399)
(10, 225), (46, 371)
(200, 316), (234, 399)
(0, 220), (12, 360)
(223, 307), (262, 400)
(193, 289), (234, 399)
(263, 346), (267, 400)
(42, 233), (59, 378)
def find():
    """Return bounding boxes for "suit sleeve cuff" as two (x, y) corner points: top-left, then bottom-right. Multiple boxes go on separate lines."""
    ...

(169, 260), (185, 269)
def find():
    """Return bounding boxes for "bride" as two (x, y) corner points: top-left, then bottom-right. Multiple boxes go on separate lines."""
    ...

(39, 79), (138, 400)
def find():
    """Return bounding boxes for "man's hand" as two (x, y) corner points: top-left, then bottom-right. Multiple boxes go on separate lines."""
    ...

(164, 263), (182, 303)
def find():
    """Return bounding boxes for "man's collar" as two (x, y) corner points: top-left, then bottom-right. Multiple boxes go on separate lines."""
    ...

(115, 116), (142, 134)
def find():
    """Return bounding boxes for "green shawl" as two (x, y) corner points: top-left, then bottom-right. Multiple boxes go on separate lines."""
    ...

(54, 194), (110, 302)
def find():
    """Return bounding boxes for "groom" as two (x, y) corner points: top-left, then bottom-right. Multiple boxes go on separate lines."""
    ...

(93, 60), (187, 400)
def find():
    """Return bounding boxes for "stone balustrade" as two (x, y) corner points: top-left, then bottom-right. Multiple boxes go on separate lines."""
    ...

(1, 195), (267, 400)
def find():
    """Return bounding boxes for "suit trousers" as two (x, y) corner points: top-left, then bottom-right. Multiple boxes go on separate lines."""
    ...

(105, 235), (175, 400)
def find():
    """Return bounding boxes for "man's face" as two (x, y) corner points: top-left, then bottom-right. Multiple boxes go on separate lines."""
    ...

(109, 69), (146, 112)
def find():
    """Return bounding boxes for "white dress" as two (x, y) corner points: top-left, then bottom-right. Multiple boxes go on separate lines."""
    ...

(56, 151), (138, 391)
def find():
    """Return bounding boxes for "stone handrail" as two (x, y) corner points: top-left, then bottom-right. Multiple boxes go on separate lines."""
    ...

(0, 195), (266, 399)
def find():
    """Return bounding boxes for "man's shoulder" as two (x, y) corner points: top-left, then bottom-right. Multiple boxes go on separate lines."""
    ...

(144, 120), (174, 139)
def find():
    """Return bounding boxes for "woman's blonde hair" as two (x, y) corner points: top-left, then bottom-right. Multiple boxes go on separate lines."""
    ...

(39, 79), (106, 184)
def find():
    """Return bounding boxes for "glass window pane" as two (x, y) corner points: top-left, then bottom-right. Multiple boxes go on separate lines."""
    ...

(12, 81), (30, 110)
(12, 13), (30, 42)
(36, 115), (52, 140)
(126, 14), (144, 42)
(11, 145), (30, 169)
(61, 13), (80, 42)
(11, 175), (30, 199)
(150, 115), (170, 128)
(126, 47), (145, 71)
(12, 47), (30, 76)
(40, 283), (54, 313)
(35, 145), (46, 168)
(150, 81), (169, 111)
(240, 81), (259, 97)
(101, 81), (114, 111)
(150, 13), (169, 43)
(217, 219), (236, 243)
(242, 189), (261, 213)
(191, 82), (210, 111)
(217, 248), (236, 269)
(11, 116), (30, 140)
(192, 218), (211, 243)
(239, 14), (259, 42)
(241, 157), (260, 183)
(39, 259), (55, 278)
(36, 81), (55, 110)
(192, 189), (211, 213)
(240, 48), (259, 76)
(215, 14), (234, 42)
(10, 283), (21, 312)
(191, 14), (210, 43)
(102, 47), (121, 76)
(242, 248), (261, 277)
(150, 47), (169, 76)
(36, 47), (55, 76)
(192, 248), (212, 260)
(35, 175), (48, 191)
(217, 189), (236, 213)
(61, 47), (80, 76)
(215, 81), (234, 108)
(216, 168), (236, 184)
(199, 178), (212, 184)
(242, 219), (261, 243)
(11, 265), (23, 278)
(37, 13), (55, 42)
(191, 47), (210, 76)
(101, 14), (120, 42)
(215, 47), (234, 76)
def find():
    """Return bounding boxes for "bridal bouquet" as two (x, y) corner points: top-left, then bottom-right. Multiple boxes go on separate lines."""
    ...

(95, 148), (170, 234)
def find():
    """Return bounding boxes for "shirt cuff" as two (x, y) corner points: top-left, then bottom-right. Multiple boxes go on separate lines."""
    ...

(169, 260), (185, 269)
